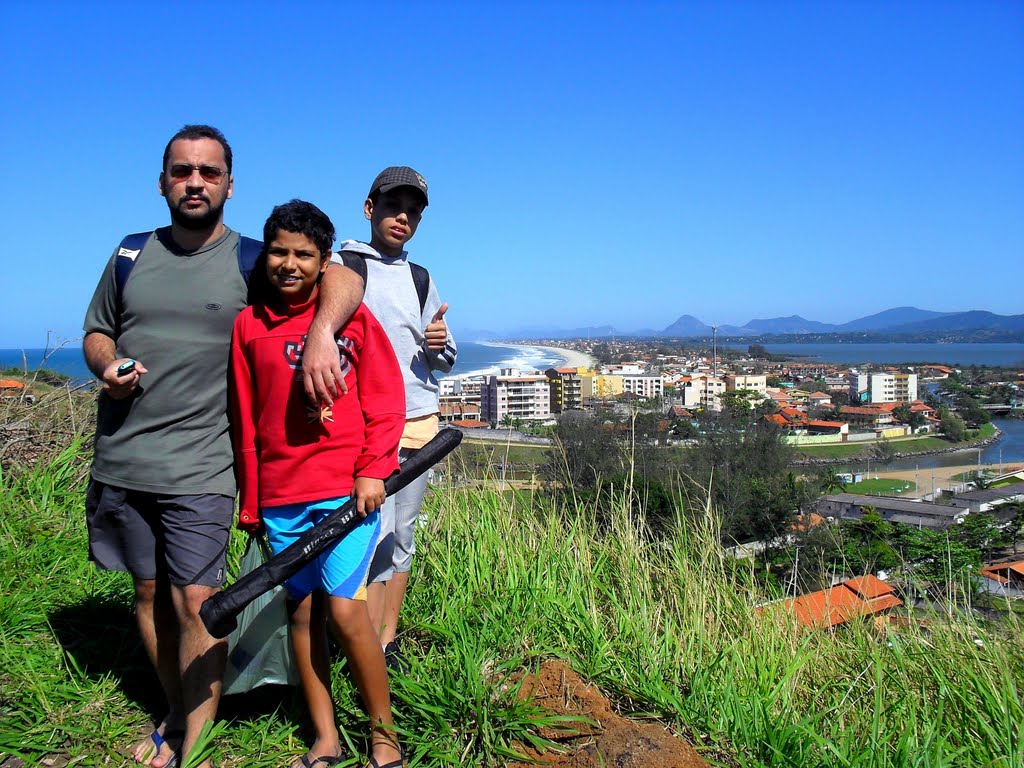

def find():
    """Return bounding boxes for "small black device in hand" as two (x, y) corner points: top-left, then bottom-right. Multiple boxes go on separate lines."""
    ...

(116, 360), (136, 376)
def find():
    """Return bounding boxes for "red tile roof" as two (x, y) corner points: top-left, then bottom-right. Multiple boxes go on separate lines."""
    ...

(770, 575), (902, 629)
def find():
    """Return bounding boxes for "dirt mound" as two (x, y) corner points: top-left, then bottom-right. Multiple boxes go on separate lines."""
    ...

(506, 660), (713, 768)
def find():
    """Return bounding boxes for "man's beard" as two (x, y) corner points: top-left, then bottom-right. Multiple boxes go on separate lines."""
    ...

(167, 194), (225, 231)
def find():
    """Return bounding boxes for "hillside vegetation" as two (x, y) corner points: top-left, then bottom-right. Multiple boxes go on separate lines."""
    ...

(1, 389), (1022, 767)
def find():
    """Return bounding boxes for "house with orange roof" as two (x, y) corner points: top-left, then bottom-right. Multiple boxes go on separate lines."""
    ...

(775, 575), (903, 630)
(980, 560), (1024, 599)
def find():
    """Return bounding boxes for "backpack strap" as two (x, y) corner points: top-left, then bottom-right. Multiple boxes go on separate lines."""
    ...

(409, 261), (430, 314)
(113, 232), (259, 335)
(114, 232), (153, 305)
(335, 250), (429, 313)
(337, 250), (368, 283)
(237, 236), (263, 285)
(113, 232), (153, 336)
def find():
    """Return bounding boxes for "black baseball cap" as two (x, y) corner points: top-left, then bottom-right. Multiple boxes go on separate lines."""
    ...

(368, 166), (429, 206)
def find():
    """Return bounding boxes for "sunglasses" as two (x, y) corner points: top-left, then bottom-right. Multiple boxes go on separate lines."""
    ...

(167, 163), (228, 183)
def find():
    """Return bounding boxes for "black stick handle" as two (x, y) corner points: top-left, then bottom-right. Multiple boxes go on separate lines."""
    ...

(200, 429), (463, 638)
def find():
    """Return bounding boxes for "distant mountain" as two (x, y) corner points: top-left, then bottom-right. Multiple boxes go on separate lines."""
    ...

(741, 315), (837, 334)
(888, 311), (1024, 334)
(480, 307), (1023, 341)
(837, 306), (952, 332)
(663, 315), (712, 336)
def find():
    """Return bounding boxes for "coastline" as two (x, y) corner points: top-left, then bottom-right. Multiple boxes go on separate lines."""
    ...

(528, 344), (597, 370)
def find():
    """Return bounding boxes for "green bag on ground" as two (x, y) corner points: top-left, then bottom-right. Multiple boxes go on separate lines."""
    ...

(222, 534), (298, 694)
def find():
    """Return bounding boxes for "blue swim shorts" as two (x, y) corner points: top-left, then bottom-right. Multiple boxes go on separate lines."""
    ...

(263, 496), (379, 601)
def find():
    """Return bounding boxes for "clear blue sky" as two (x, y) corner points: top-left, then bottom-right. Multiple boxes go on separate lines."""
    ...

(2, 1), (1021, 346)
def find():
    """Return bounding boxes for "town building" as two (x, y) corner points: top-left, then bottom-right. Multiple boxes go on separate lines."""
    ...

(679, 374), (725, 411)
(814, 493), (971, 530)
(545, 367), (585, 412)
(849, 372), (918, 404)
(480, 368), (551, 424)
(619, 375), (664, 400)
(725, 374), (767, 396)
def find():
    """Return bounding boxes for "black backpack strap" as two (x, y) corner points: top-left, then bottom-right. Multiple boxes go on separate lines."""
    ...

(336, 250), (368, 283)
(114, 231), (153, 304)
(113, 232), (153, 336)
(335, 250), (427, 313)
(237, 236), (263, 286)
(409, 261), (430, 314)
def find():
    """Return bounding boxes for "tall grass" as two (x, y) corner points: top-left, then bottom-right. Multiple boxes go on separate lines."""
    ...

(1, 408), (1022, 766)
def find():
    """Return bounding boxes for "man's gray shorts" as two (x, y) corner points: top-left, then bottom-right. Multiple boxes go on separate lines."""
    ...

(367, 447), (430, 584)
(86, 480), (233, 587)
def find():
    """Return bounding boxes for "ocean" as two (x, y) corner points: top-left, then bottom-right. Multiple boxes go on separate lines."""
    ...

(0, 341), (570, 385)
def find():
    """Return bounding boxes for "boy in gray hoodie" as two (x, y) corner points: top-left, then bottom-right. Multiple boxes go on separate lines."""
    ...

(334, 166), (456, 668)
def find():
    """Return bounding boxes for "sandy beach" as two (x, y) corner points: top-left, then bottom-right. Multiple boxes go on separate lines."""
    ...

(533, 344), (598, 370)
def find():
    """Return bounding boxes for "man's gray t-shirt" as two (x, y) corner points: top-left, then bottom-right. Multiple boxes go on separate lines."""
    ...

(83, 227), (248, 496)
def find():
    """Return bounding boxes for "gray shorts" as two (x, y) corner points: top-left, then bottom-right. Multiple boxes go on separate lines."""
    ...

(86, 480), (233, 587)
(367, 447), (430, 583)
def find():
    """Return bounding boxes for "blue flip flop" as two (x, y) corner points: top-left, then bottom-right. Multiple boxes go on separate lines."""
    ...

(144, 729), (183, 768)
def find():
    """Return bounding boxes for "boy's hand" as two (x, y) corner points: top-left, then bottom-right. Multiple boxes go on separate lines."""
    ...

(425, 303), (449, 351)
(101, 358), (148, 400)
(353, 477), (386, 517)
(237, 515), (263, 535)
(301, 322), (349, 407)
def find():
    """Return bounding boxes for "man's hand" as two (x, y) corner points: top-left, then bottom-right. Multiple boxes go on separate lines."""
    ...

(101, 358), (148, 400)
(425, 303), (449, 351)
(353, 477), (386, 517)
(301, 323), (349, 407)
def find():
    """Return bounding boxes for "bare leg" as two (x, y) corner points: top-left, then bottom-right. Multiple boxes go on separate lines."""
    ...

(131, 576), (184, 767)
(378, 570), (411, 646)
(287, 592), (341, 767)
(171, 584), (227, 768)
(366, 579), (387, 638)
(327, 597), (402, 766)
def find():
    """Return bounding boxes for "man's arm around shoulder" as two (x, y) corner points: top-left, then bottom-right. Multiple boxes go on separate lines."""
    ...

(301, 262), (365, 406)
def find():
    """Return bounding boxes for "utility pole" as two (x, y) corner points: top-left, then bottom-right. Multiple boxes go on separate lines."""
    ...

(712, 325), (718, 379)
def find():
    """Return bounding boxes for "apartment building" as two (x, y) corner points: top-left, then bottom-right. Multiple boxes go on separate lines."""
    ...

(481, 368), (551, 424)
(725, 374), (767, 396)
(849, 372), (918, 404)
(620, 375), (664, 399)
(679, 375), (725, 411)
(545, 367), (585, 412)
(439, 375), (486, 422)
(591, 374), (625, 399)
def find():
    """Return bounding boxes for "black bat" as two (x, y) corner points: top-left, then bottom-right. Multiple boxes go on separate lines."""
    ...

(201, 428), (463, 638)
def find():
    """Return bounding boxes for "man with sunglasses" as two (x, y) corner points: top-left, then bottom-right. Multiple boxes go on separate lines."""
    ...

(82, 125), (364, 768)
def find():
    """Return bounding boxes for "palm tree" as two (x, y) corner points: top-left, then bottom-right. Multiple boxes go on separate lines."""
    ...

(820, 467), (848, 496)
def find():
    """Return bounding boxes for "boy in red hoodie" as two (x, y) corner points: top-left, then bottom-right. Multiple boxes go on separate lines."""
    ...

(230, 200), (406, 768)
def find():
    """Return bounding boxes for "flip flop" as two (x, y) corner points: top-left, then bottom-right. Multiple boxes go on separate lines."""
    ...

(142, 729), (183, 768)
(365, 744), (406, 768)
(297, 755), (343, 768)
(365, 757), (405, 768)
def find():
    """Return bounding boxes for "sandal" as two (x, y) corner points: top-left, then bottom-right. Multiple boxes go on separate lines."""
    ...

(140, 728), (184, 768)
(365, 743), (405, 768)
(297, 754), (343, 768)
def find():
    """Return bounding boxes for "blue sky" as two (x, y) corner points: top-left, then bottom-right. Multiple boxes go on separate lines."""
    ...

(1, 1), (1021, 346)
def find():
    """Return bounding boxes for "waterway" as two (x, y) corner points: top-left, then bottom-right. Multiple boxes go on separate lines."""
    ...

(721, 342), (1024, 367)
(835, 417), (1024, 474)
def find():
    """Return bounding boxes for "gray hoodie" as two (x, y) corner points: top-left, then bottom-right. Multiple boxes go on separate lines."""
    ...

(333, 241), (457, 419)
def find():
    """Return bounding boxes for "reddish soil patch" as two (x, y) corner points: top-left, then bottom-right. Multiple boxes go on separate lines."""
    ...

(506, 660), (715, 768)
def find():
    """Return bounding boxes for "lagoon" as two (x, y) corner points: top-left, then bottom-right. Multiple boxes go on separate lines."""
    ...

(722, 342), (1024, 367)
